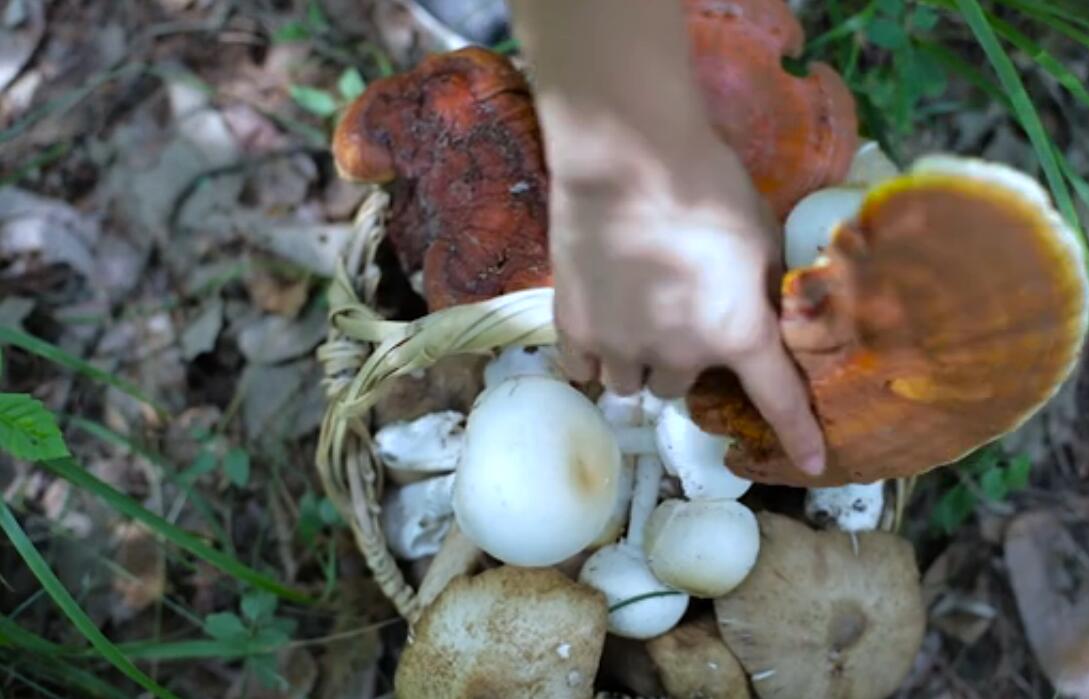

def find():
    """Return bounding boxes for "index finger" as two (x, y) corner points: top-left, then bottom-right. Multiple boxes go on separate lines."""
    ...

(731, 339), (826, 477)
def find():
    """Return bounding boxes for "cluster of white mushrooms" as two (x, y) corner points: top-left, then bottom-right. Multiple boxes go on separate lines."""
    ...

(371, 142), (929, 699)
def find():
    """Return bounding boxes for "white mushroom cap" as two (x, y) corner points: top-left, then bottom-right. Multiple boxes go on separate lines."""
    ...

(643, 498), (760, 598)
(578, 542), (689, 640)
(804, 481), (886, 532)
(783, 187), (865, 270)
(380, 472), (456, 560)
(844, 140), (900, 187)
(374, 410), (465, 476)
(654, 400), (751, 500)
(453, 376), (623, 567)
(589, 459), (635, 548)
(483, 345), (563, 388)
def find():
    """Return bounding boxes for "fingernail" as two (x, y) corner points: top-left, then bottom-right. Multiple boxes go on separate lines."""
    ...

(800, 453), (825, 476)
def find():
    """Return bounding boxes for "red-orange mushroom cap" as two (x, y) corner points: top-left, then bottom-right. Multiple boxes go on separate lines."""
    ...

(685, 0), (859, 219)
(688, 155), (1089, 487)
(332, 47), (552, 310)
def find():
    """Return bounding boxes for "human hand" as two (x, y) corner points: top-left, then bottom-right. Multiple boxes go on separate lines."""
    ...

(548, 131), (827, 477)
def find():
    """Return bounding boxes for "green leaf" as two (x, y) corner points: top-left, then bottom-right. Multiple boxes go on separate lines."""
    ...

(289, 86), (339, 117)
(0, 393), (70, 462)
(297, 491), (322, 546)
(0, 326), (166, 417)
(242, 590), (278, 625)
(980, 467), (1009, 501)
(319, 497), (342, 526)
(203, 612), (248, 642)
(910, 5), (940, 30)
(337, 68), (366, 102)
(223, 447), (251, 487)
(930, 483), (978, 535)
(248, 652), (287, 690)
(0, 499), (182, 699)
(273, 20), (310, 42)
(867, 18), (909, 49)
(306, 0), (331, 32)
(180, 449), (219, 486)
(40, 457), (315, 605)
(954, 0), (1082, 236)
(252, 625), (292, 648)
(876, 0), (905, 16)
(1005, 454), (1032, 490)
(911, 48), (949, 98)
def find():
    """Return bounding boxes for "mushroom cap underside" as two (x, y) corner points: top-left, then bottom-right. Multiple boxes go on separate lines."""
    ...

(689, 155), (1089, 487)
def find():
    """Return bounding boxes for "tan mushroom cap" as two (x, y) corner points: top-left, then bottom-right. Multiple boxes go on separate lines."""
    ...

(689, 155), (1089, 486)
(714, 512), (925, 699)
(395, 565), (608, 699)
(646, 616), (751, 699)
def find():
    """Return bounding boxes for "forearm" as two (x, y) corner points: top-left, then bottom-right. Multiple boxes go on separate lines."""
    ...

(507, 0), (720, 187)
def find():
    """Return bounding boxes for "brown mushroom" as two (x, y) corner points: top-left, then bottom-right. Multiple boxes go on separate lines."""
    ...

(394, 565), (607, 698)
(714, 512), (925, 699)
(689, 155), (1089, 486)
(685, 0), (859, 219)
(332, 46), (552, 310)
(646, 615), (752, 699)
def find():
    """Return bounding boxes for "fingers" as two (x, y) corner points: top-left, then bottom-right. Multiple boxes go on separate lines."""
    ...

(599, 354), (645, 396)
(731, 338), (825, 476)
(646, 366), (698, 399)
(557, 337), (598, 383)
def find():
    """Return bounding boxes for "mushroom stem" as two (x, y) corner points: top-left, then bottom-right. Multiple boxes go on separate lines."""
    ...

(627, 454), (664, 551)
(613, 426), (658, 456)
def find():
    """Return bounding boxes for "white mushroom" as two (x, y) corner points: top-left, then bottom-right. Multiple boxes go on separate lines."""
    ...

(452, 376), (624, 566)
(374, 410), (465, 477)
(380, 472), (457, 560)
(804, 481), (886, 533)
(783, 187), (865, 269)
(642, 498), (760, 598)
(579, 452), (689, 639)
(844, 140), (900, 187)
(483, 344), (563, 388)
(654, 399), (751, 500)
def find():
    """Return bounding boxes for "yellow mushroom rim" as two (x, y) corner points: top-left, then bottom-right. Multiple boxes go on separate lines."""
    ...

(689, 155), (1089, 488)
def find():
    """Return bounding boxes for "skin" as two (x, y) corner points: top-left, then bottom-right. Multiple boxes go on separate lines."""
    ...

(507, 0), (825, 476)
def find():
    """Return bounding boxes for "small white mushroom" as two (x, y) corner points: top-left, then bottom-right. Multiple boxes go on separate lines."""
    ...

(579, 450), (689, 639)
(783, 187), (865, 270)
(804, 481), (886, 533)
(642, 498), (760, 598)
(380, 472), (457, 560)
(483, 345), (563, 388)
(374, 410), (465, 476)
(654, 399), (751, 500)
(844, 140), (900, 187)
(453, 376), (623, 567)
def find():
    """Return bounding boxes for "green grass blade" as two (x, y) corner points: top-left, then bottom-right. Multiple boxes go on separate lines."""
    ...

(984, 14), (1089, 110)
(991, 0), (1089, 48)
(65, 416), (232, 549)
(0, 325), (166, 418)
(0, 499), (181, 699)
(953, 0), (1081, 237)
(0, 621), (131, 699)
(109, 638), (282, 662)
(40, 457), (315, 605)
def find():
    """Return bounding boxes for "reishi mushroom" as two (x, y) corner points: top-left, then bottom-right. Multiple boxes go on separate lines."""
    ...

(332, 46), (552, 310)
(714, 512), (926, 699)
(684, 0), (860, 219)
(689, 155), (1089, 486)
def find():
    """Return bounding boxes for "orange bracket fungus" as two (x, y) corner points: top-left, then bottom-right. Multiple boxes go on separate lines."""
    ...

(684, 0), (860, 219)
(689, 156), (1089, 487)
(332, 46), (552, 310)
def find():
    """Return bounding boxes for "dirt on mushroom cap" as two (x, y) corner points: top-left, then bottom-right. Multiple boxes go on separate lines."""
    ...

(713, 512), (925, 699)
(689, 157), (1089, 487)
(395, 565), (608, 699)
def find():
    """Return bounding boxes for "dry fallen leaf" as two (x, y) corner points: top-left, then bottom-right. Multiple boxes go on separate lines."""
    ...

(245, 262), (311, 318)
(110, 521), (166, 623)
(1005, 510), (1089, 698)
